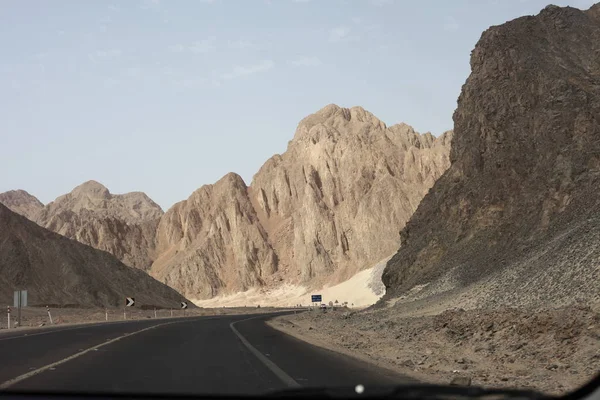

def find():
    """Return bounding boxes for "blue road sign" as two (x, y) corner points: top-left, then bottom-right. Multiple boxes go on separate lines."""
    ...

(311, 295), (322, 303)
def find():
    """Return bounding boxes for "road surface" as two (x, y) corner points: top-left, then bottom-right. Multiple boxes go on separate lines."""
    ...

(0, 312), (412, 395)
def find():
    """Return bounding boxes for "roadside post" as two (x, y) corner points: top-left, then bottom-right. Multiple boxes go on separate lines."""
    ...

(46, 305), (53, 324)
(170, 308), (173, 317)
(105, 309), (108, 321)
(7, 306), (10, 329)
(154, 308), (157, 319)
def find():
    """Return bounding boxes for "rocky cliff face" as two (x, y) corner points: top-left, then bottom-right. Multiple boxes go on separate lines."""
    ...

(153, 105), (452, 299)
(382, 4), (600, 308)
(0, 203), (189, 308)
(0, 190), (43, 220)
(151, 173), (277, 299)
(35, 181), (163, 271)
(250, 105), (452, 286)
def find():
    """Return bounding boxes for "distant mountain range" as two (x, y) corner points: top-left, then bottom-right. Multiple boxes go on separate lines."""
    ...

(2, 106), (452, 301)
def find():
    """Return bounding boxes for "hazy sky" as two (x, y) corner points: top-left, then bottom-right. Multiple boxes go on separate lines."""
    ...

(0, 0), (595, 210)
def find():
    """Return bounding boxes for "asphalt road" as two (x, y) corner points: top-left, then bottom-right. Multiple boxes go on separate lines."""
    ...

(0, 312), (412, 396)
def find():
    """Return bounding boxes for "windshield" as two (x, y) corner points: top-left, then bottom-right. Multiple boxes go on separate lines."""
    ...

(0, 0), (598, 398)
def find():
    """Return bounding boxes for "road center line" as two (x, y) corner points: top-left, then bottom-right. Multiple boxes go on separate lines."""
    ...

(0, 321), (177, 390)
(230, 316), (301, 388)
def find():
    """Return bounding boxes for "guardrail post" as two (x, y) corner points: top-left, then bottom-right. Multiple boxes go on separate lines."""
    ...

(46, 305), (53, 324)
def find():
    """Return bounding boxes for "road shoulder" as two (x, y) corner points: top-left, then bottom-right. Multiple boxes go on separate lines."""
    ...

(266, 313), (429, 384)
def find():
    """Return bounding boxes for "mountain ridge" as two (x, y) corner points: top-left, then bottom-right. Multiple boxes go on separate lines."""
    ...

(0, 189), (44, 221)
(33, 181), (164, 271)
(0, 203), (190, 308)
(2, 104), (453, 301)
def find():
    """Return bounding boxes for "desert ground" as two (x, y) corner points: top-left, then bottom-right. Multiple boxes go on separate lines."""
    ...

(269, 299), (600, 395)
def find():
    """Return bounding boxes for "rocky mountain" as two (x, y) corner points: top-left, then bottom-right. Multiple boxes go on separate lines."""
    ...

(35, 181), (163, 271)
(2, 107), (452, 301)
(250, 105), (452, 285)
(382, 4), (600, 308)
(0, 190), (43, 220)
(152, 105), (452, 299)
(151, 173), (277, 299)
(0, 203), (189, 308)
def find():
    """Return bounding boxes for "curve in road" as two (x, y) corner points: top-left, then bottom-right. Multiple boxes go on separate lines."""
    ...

(0, 312), (412, 395)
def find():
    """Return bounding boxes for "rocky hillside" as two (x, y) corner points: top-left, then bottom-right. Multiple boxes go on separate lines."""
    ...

(0, 190), (43, 220)
(153, 105), (452, 299)
(382, 4), (600, 308)
(0, 203), (189, 308)
(35, 181), (163, 271)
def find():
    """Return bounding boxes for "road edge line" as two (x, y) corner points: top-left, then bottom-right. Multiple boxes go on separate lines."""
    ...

(0, 321), (140, 342)
(230, 316), (301, 388)
(265, 316), (420, 384)
(0, 321), (176, 390)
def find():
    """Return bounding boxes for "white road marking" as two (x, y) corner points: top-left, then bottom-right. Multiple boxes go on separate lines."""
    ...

(230, 316), (301, 388)
(0, 319), (149, 342)
(0, 321), (176, 389)
(0, 324), (108, 341)
(0, 315), (218, 342)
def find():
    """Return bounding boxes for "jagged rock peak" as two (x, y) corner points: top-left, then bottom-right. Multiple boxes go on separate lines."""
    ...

(294, 104), (387, 140)
(215, 172), (247, 189)
(47, 180), (163, 219)
(70, 180), (111, 199)
(0, 189), (44, 220)
(0, 189), (43, 206)
(35, 180), (164, 271)
(180, 173), (248, 206)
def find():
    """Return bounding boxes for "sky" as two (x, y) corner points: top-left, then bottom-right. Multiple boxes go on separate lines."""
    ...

(0, 0), (596, 210)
